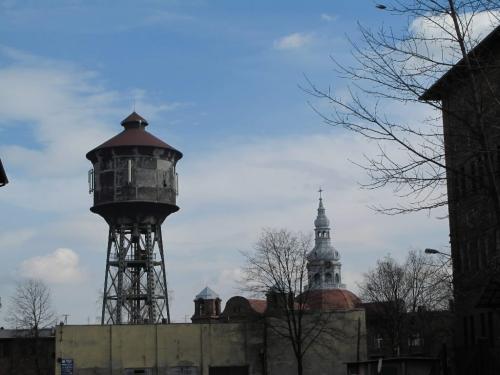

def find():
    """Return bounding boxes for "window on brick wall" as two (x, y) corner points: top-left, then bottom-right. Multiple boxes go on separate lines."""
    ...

(488, 312), (495, 346)
(455, 245), (462, 272)
(460, 166), (466, 194)
(464, 317), (469, 347)
(479, 155), (486, 188)
(471, 161), (478, 191)
(478, 238), (484, 269)
(470, 315), (476, 345)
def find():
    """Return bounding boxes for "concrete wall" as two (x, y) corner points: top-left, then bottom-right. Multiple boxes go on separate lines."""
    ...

(267, 309), (366, 375)
(56, 323), (264, 375)
(56, 309), (366, 375)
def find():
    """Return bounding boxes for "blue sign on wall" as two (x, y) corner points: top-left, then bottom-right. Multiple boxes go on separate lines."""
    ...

(61, 358), (74, 375)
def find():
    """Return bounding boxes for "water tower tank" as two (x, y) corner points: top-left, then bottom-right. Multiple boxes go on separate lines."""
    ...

(86, 111), (182, 224)
(86, 112), (182, 324)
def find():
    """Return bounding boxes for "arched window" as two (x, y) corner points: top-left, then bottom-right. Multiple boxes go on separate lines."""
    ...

(335, 273), (340, 284)
(314, 273), (321, 285)
(325, 273), (332, 284)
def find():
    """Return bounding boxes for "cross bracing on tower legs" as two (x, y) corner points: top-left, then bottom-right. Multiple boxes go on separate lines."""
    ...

(101, 223), (170, 324)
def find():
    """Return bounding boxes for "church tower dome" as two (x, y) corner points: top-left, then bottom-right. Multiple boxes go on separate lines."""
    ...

(307, 190), (345, 290)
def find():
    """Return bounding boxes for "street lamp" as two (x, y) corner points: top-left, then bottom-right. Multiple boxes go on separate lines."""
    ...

(425, 248), (451, 258)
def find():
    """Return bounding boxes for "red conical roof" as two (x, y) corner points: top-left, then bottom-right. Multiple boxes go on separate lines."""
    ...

(86, 112), (182, 161)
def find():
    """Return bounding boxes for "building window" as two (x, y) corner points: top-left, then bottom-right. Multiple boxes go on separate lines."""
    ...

(209, 366), (249, 375)
(375, 334), (383, 349)
(124, 369), (153, 375)
(335, 273), (340, 284)
(464, 317), (469, 347)
(408, 333), (422, 347)
(460, 166), (466, 194)
(455, 245), (462, 273)
(478, 238), (484, 269)
(488, 312), (495, 346)
(478, 155), (485, 188)
(314, 273), (320, 285)
(470, 315), (476, 345)
(481, 313), (486, 338)
(471, 160), (478, 191)
(88, 169), (95, 193)
(325, 273), (332, 284)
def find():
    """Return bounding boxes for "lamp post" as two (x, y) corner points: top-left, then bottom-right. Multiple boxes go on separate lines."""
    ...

(425, 248), (451, 258)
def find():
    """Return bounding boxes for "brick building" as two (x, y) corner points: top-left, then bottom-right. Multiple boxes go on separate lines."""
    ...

(421, 25), (500, 374)
(0, 328), (55, 375)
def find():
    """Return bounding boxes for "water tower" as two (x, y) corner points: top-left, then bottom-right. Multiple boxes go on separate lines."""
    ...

(86, 112), (182, 324)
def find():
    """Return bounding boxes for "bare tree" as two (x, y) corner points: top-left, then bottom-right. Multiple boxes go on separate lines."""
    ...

(358, 250), (452, 355)
(7, 279), (56, 375)
(241, 229), (346, 375)
(304, 0), (500, 217)
(8, 278), (55, 330)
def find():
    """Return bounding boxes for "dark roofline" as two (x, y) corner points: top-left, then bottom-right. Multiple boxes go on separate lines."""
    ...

(420, 24), (500, 101)
(346, 356), (439, 365)
(0, 158), (8, 187)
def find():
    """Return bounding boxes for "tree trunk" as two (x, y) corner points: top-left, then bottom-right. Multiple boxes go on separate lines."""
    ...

(297, 356), (303, 375)
(34, 328), (41, 375)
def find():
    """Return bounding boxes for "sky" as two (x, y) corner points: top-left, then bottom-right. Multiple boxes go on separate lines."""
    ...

(0, 0), (458, 325)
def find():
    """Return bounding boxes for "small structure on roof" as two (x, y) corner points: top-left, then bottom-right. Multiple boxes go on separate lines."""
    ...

(191, 286), (222, 323)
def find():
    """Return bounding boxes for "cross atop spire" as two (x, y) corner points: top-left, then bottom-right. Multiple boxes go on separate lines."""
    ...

(318, 187), (323, 199)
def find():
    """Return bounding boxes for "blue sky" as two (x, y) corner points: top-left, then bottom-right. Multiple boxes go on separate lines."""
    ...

(0, 0), (451, 324)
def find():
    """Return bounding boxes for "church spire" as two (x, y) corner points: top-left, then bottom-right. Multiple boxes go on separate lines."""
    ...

(314, 188), (330, 230)
(307, 190), (345, 290)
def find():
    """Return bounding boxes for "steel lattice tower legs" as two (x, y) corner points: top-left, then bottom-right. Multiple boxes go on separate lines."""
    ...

(101, 223), (170, 324)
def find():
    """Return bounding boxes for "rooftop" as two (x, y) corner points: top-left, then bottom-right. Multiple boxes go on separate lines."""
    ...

(195, 286), (220, 300)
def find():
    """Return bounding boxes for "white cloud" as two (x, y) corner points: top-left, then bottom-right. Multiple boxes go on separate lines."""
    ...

(274, 32), (312, 50)
(0, 228), (35, 250)
(409, 10), (499, 64)
(321, 13), (337, 22)
(0, 46), (182, 213)
(0, 47), (449, 324)
(20, 248), (86, 284)
(164, 131), (449, 321)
